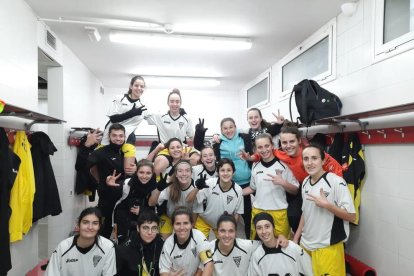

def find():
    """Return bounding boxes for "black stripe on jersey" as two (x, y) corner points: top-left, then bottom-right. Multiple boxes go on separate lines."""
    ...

(257, 245), (296, 265)
(180, 180), (194, 192)
(233, 239), (248, 254)
(330, 215), (347, 245)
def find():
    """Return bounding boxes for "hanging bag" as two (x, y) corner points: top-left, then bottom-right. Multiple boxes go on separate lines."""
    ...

(289, 79), (342, 126)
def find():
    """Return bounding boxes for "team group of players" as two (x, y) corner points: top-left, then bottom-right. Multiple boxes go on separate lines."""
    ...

(45, 76), (356, 276)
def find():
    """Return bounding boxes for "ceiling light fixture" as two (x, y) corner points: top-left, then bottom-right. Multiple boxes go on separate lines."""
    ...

(110, 30), (252, 51)
(84, 26), (101, 42)
(341, 1), (359, 17)
(39, 16), (163, 30)
(142, 76), (220, 88)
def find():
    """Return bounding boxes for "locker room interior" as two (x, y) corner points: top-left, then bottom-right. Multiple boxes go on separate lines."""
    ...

(1, 0), (414, 275)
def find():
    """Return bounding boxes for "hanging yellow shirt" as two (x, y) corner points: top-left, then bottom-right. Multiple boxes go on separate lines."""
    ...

(9, 131), (36, 242)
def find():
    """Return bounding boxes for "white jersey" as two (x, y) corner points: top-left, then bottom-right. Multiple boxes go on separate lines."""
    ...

(248, 241), (313, 276)
(192, 164), (217, 181)
(145, 112), (194, 144)
(45, 236), (116, 276)
(193, 178), (244, 228)
(209, 238), (260, 276)
(158, 182), (195, 218)
(250, 158), (299, 210)
(159, 229), (212, 275)
(301, 172), (356, 251)
(102, 94), (148, 145)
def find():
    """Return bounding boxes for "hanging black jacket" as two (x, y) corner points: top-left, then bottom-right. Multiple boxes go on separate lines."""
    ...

(30, 131), (62, 222)
(0, 128), (21, 275)
(75, 135), (98, 201)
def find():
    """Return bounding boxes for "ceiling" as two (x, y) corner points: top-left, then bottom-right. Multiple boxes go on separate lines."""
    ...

(25, 0), (345, 92)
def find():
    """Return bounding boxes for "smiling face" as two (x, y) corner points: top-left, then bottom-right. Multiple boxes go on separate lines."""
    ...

(168, 140), (183, 160)
(280, 132), (301, 157)
(138, 221), (158, 243)
(109, 129), (125, 145)
(218, 163), (234, 184)
(129, 79), (145, 100)
(168, 93), (181, 114)
(200, 147), (216, 170)
(175, 162), (192, 186)
(78, 214), (100, 240)
(302, 146), (325, 178)
(173, 214), (192, 244)
(221, 120), (236, 139)
(255, 220), (275, 246)
(137, 165), (153, 184)
(255, 137), (274, 162)
(217, 221), (236, 248)
(247, 109), (262, 130)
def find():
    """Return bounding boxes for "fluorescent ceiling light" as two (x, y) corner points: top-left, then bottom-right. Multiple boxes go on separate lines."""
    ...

(143, 76), (220, 88)
(40, 17), (162, 29)
(133, 67), (220, 78)
(110, 31), (252, 50)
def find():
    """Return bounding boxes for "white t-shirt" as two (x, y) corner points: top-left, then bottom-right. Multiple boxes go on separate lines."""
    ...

(45, 236), (116, 276)
(193, 178), (244, 228)
(248, 241), (313, 276)
(209, 238), (260, 276)
(301, 172), (356, 251)
(145, 112), (194, 144)
(250, 158), (299, 210)
(102, 94), (148, 145)
(158, 182), (195, 218)
(192, 164), (217, 181)
(159, 229), (212, 275)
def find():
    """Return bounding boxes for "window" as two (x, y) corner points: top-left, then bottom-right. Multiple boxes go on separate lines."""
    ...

(279, 19), (336, 96)
(246, 70), (270, 108)
(374, 0), (414, 61)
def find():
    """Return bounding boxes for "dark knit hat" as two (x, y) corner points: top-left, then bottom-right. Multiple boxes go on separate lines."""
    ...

(253, 212), (274, 227)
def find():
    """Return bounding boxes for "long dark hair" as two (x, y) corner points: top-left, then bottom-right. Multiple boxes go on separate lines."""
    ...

(247, 107), (272, 129)
(127, 76), (145, 94)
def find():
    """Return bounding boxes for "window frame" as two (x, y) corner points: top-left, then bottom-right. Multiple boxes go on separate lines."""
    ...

(245, 69), (271, 109)
(278, 18), (336, 99)
(373, 0), (414, 62)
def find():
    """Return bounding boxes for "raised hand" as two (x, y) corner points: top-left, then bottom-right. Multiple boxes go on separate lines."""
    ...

(85, 128), (102, 147)
(131, 105), (147, 116)
(195, 118), (208, 135)
(106, 170), (121, 187)
(195, 174), (209, 190)
(272, 109), (285, 124)
(265, 169), (285, 186)
(239, 149), (252, 161)
(157, 173), (171, 191)
(306, 188), (329, 208)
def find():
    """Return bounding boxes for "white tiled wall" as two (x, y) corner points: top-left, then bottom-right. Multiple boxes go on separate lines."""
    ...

(242, 0), (414, 275)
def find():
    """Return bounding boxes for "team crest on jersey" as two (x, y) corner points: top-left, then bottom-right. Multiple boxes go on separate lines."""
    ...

(93, 255), (102, 267)
(233, 256), (241, 267)
(227, 195), (234, 204)
(191, 248), (197, 257)
(322, 190), (330, 197)
(179, 122), (184, 129)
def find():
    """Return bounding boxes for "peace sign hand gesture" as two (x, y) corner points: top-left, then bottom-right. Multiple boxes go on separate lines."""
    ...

(106, 170), (121, 187)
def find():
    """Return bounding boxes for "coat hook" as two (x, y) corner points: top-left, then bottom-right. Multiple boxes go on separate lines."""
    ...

(377, 129), (386, 139)
(361, 131), (371, 139)
(394, 128), (404, 138)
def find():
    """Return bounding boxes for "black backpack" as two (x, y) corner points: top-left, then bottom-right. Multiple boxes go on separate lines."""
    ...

(289, 79), (342, 126)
